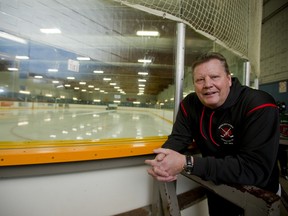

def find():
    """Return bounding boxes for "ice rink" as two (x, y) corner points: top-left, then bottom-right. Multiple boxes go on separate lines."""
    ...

(0, 107), (173, 142)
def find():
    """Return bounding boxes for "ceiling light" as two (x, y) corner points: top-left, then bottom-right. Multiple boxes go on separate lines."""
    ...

(138, 72), (148, 75)
(52, 80), (59, 84)
(138, 59), (152, 63)
(8, 67), (18, 71)
(19, 90), (30, 95)
(16, 55), (29, 60)
(64, 84), (71, 87)
(77, 57), (90, 61)
(136, 31), (159, 37)
(79, 82), (86, 85)
(40, 28), (61, 34)
(103, 78), (111, 81)
(93, 70), (104, 74)
(67, 77), (75, 80)
(138, 79), (146, 82)
(48, 69), (58, 72)
(0, 31), (27, 44)
(34, 75), (43, 79)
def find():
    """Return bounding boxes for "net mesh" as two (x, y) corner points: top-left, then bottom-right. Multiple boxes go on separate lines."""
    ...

(116, 0), (262, 77)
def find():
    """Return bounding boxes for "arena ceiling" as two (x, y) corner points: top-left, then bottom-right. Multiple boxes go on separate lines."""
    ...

(0, 0), (212, 98)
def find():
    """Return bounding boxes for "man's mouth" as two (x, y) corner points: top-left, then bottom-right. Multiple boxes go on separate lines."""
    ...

(204, 91), (216, 96)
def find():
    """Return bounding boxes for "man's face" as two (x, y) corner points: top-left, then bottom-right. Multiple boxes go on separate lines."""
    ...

(193, 59), (232, 109)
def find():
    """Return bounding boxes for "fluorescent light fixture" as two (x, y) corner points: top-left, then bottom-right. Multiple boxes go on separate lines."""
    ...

(94, 88), (100, 90)
(8, 67), (18, 71)
(77, 57), (90, 61)
(0, 31), (27, 44)
(64, 84), (71, 87)
(40, 28), (61, 34)
(73, 97), (78, 101)
(138, 79), (146, 82)
(52, 80), (59, 84)
(19, 90), (30, 94)
(79, 82), (86, 85)
(139, 87), (144, 90)
(60, 96), (65, 99)
(67, 76), (75, 80)
(138, 72), (148, 75)
(45, 94), (53, 97)
(139, 84), (145, 87)
(94, 99), (101, 102)
(81, 89), (87, 92)
(74, 87), (80, 90)
(34, 75), (43, 79)
(133, 101), (141, 104)
(109, 83), (116, 86)
(88, 85), (94, 88)
(113, 100), (121, 103)
(138, 59), (152, 63)
(93, 70), (104, 74)
(48, 69), (58, 72)
(103, 78), (111, 81)
(16, 55), (29, 60)
(136, 31), (159, 37)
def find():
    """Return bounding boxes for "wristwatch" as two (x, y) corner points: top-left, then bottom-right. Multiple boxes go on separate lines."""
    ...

(183, 155), (194, 175)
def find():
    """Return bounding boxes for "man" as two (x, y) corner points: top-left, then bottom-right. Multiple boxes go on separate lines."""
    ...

(145, 52), (280, 216)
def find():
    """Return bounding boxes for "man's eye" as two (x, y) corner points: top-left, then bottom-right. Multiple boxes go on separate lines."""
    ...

(196, 78), (204, 82)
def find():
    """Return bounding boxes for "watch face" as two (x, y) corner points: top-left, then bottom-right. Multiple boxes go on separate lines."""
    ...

(184, 155), (193, 174)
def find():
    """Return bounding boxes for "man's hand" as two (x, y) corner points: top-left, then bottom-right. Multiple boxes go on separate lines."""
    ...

(145, 148), (186, 182)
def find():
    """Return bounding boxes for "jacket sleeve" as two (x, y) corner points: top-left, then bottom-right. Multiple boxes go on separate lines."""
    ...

(192, 98), (279, 191)
(162, 100), (194, 153)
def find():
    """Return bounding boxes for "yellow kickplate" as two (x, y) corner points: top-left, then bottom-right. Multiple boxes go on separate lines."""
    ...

(0, 136), (166, 166)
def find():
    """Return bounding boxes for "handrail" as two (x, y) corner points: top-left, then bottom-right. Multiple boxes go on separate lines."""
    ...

(153, 174), (281, 216)
(0, 136), (165, 166)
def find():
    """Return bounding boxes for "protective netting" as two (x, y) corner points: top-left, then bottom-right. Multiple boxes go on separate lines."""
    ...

(116, 0), (262, 77)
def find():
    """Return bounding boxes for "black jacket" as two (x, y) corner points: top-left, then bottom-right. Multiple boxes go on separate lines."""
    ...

(163, 78), (280, 193)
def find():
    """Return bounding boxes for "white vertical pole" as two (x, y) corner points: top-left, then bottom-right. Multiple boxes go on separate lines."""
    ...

(244, 61), (250, 87)
(254, 77), (259, 89)
(173, 22), (186, 123)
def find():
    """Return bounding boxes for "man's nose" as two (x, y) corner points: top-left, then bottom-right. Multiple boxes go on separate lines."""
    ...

(203, 77), (212, 87)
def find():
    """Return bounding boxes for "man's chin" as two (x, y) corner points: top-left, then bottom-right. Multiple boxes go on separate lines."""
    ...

(203, 100), (219, 109)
